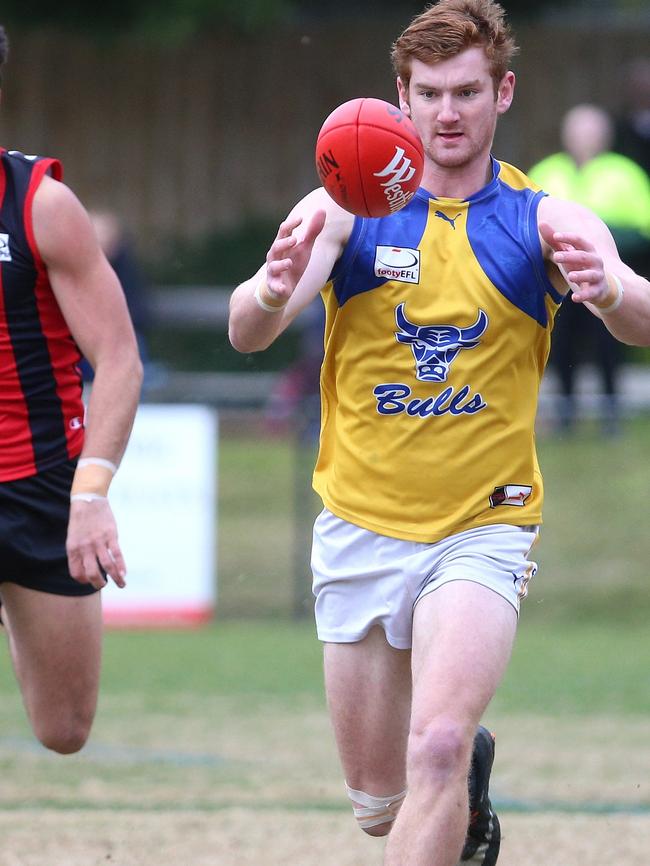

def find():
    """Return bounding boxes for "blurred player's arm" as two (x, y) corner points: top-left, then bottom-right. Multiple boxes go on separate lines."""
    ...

(539, 196), (650, 346)
(33, 176), (143, 587)
(33, 176), (143, 463)
(229, 188), (354, 353)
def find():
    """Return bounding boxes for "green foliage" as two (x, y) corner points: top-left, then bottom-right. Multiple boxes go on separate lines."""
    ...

(147, 219), (281, 287)
(147, 325), (302, 373)
(145, 218), (303, 372)
(0, 0), (297, 39)
(0, 0), (588, 40)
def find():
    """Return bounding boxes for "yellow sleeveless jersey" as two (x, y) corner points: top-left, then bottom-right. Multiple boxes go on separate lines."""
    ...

(313, 158), (563, 542)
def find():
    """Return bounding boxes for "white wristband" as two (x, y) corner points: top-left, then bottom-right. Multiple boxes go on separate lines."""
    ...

(77, 457), (117, 474)
(598, 273), (624, 314)
(254, 280), (287, 313)
(71, 492), (108, 503)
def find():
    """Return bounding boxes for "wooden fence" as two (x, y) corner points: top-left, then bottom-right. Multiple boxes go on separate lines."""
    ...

(1, 15), (649, 255)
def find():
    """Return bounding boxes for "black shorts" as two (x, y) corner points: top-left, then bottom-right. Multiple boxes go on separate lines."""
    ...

(0, 459), (98, 596)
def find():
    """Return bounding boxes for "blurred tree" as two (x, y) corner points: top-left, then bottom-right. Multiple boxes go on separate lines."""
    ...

(3, 0), (637, 40)
(0, 0), (296, 39)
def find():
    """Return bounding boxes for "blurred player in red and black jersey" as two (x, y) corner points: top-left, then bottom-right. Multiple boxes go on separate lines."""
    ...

(0, 26), (142, 753)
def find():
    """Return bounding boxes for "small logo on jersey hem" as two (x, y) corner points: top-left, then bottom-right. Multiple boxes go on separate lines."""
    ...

(374, 246), (420, 284)
(489, 484), (532, 508)
(0, 233), (11, 262)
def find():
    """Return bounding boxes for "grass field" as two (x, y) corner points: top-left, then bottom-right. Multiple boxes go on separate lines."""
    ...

(1, 413), (650, 864)
(1, 620), (649, 865)
(217, 411), (650, 623)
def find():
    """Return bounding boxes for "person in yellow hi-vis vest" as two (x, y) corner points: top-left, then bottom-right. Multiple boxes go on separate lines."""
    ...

(530, 103), (650, 435)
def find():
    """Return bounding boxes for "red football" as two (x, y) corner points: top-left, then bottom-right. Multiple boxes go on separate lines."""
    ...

(315, 97), (424, 218)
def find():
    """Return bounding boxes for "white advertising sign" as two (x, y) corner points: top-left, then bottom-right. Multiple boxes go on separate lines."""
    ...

(102, 404), (217, 627)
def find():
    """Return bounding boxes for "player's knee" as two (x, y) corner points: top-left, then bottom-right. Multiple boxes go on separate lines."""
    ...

(346, 784), (406, 836)
(407, 717), (471, 786)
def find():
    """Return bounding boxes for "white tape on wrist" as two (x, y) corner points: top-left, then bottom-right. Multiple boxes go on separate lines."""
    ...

(70, 493), (108, 503)
(598, 273), (625, 314)
(254, 280), (287, 313)
(77, 457), (117, 474)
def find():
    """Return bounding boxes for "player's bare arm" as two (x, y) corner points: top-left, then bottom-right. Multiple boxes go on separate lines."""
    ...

(229, 188), (354, 353)
(33, 176), (143, 588)
(538, 195), (650, 346)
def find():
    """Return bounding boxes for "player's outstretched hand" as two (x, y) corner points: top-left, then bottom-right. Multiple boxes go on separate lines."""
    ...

(264, 209), (326, 305)
(67, 499), (127, 590)
(539, 222), (611, 307)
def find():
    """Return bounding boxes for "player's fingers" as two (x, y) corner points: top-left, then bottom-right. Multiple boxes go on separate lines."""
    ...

(538, 222), (573, 252)
(277, 216), (303, 239)
(67, 548), (91, 585)
(97, 544), (127, 589)
(267, 234), (297, 264)
(538, 222), (556, 246)
(85, 556), (108, 590)
(266, 258), (293, 278)
(74, 546), (107, 590)
(566, 268), (601, 288)
(554, 249), (598, 269)
(301, 209), (327, 244)
(266, 262), (295, 300)
(550, 231), (595, 252)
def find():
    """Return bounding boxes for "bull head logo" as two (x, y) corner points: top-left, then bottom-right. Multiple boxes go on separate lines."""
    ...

(395, 303), (488, 383)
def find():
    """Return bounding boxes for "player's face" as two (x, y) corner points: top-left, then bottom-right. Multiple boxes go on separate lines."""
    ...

(398, 47), (514, 175)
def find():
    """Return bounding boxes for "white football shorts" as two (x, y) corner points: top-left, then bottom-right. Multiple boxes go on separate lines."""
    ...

(311, 509), (539, 649)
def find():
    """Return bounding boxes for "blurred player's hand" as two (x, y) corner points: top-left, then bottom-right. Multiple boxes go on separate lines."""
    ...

(67, 499), (126, 589)
(264, 210), (326, 305)
(539, 223), (612, 307)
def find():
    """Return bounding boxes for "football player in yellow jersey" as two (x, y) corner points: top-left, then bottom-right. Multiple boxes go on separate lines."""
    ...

(229, 1), (650, 865)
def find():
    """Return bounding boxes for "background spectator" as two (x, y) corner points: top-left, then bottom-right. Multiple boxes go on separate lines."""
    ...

(84, 209), (153, 388)
(529, 103), (650, 435)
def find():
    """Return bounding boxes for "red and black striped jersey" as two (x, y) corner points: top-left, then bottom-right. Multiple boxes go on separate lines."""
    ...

(0, 149), (84, 481)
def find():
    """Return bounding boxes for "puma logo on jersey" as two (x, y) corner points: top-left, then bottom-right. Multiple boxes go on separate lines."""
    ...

(0, 234), (11, 262)
(434, 210), (463, 229)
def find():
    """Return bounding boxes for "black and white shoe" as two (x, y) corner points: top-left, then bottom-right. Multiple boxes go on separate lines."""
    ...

(459, 725), (501, 865)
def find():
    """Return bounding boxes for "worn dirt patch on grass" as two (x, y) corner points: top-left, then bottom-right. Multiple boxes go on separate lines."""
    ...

(0, 809), (649, 866)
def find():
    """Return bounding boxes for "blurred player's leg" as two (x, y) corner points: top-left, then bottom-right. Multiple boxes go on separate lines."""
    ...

(324, 625), (412, 836)
(324, 623), (501, 861)
(384, 581), (516, 866)
(0, 583), (102, 754)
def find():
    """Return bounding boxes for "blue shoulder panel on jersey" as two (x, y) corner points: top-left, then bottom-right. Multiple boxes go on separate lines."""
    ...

(330, 193), (430, 307)
(466, 171), (560, 327)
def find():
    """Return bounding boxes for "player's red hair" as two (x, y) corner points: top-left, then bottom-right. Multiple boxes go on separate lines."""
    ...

(391, 0), (518, 92)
